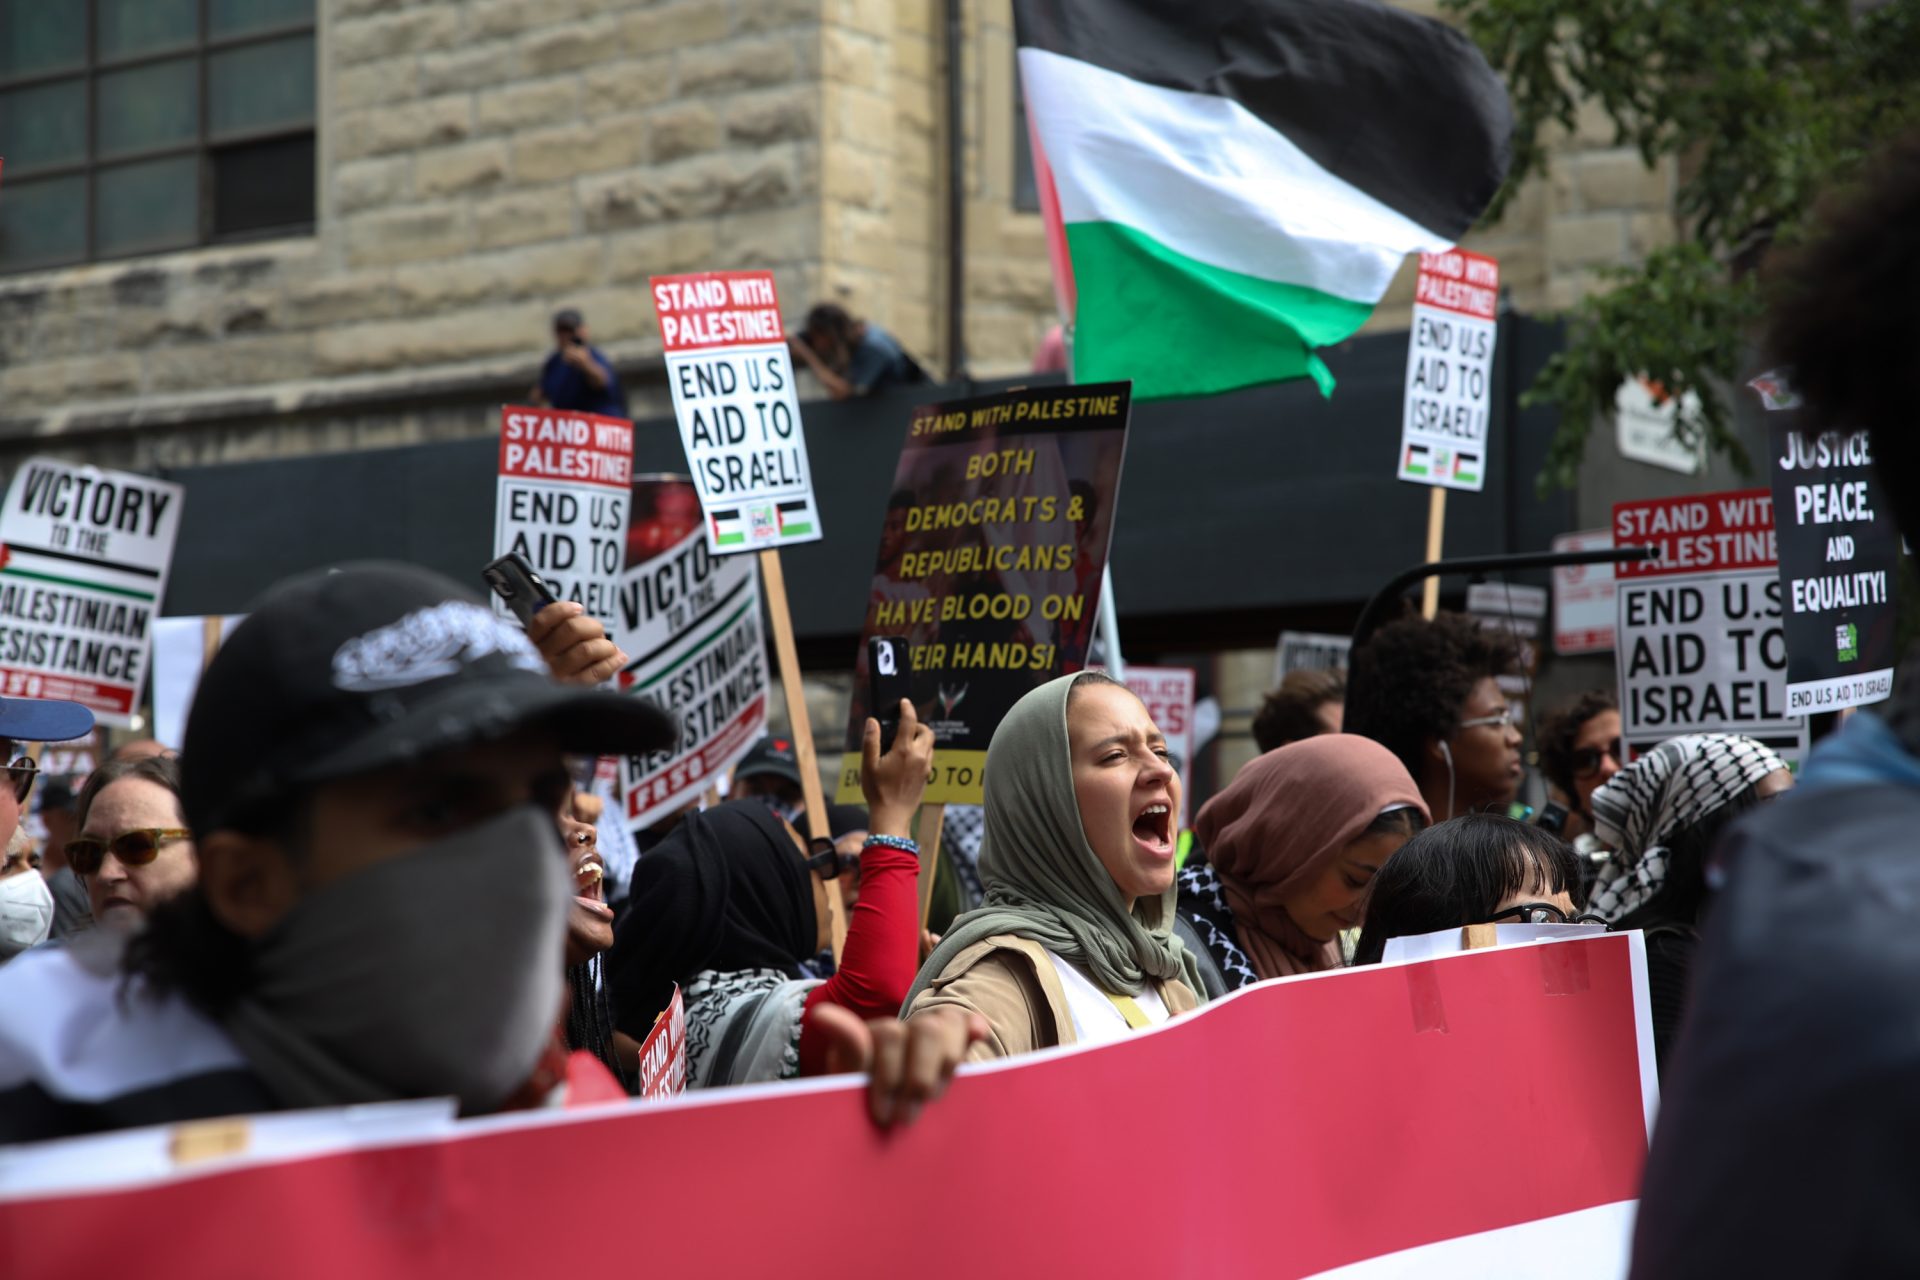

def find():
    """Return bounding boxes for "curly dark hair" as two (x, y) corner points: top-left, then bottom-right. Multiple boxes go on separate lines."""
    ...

(1537, 689), (1618, 801)
(1252, 668), (1346, 754)
(1344, 611), (1520, 781)
(1764, 129), (1920, 546)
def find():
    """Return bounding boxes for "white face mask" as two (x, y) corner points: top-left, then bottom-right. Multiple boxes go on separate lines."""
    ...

(0, 870), (54, 956)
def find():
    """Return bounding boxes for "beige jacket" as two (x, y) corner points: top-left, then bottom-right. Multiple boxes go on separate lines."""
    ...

(906, 934), (1201, 1062)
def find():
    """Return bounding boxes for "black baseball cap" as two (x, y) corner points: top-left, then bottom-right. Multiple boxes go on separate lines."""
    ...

(182, 562), (675, 834)
(734, 735), (801, 787)
(553, 308), (583, 330)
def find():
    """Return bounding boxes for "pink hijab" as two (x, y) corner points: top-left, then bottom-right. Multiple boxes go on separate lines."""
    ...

(1194, 735), (1428, 979)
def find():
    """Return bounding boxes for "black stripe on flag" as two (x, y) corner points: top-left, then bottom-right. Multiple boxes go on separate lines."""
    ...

(1013, 0), (1512, 240)
(776, 501), (808, 514)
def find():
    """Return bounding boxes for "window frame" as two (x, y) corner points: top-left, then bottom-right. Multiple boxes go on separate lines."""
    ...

(0, 0), (317, 275)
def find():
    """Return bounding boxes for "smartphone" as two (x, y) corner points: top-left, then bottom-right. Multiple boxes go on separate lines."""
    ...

(1534, 801), (1570, 837)
(868, 636), (912, 752)
(482, 552), (558, 629)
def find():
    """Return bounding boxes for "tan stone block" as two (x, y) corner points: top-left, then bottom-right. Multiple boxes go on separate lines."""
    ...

(550, 286), (655, 344)
(820, 26), (880, 90)
(827, 0), (892, 36)
(647, 102), (723, 162)
(469, 0), (600, 39)
(336, 0), (406, 17)
(334, 55), (419, 112)
(1628, 211), (1680, 257)
(510, 122), (638, 183)
(393, 241), (600, 308)
(1, 353), (142, 402)
(967, 257), (1052, 308)
(314, 307), (534, 374)
(335, 156), (413, 213)
(679, 36), (800, 95)
(827, 85), (890, 144)
(475, 79), (581, 136)
(736, 0), (819, 32)
(473, 188), (577, 248)
(145, 335), (314, 394)
(419, 42), (521, 94)
(1546, 266), (1613, 312)
(582, 58), (676, 117)
(625, 3), (731, 55)
(892, 184), (935, 247)
(335, 96), (472, 159)
(283, 271), (401, 327)
(823, 153), (885, 208)
(1547, 212), (1625, 270)
(520, 16), (622, 75)
(724, 87), (816, 146)
(1486, 174), (1548, 234)
(345, 204), (474, 266)
(1577, 149), (1671, 212)
(415, 141), (510, 197)
(825, 204), (893, 273)
(335, 7), (461, 65)
(715, 207), (818, 269)
(607, 222), (724, 281)
(893, 28), (933, 81)
(580, 150), (803, 230)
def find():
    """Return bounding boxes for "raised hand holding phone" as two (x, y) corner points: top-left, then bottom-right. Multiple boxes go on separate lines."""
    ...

(862, 697), (933, 838)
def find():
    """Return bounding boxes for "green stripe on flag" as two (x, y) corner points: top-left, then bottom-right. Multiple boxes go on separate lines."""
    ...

(779, 522), (813, 537)
(1065, 221), (1375, 401)
(0, 567), (156, 602)
(715, 530), (745, 547)
(632, 597), (756, 693)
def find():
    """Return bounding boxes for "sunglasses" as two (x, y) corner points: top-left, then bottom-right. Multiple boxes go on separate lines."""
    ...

(1572, 739), (1624, 780)
(67, 828), (192, 878)
(1484, 902), (1610, 927)
(1, 755), (34, 804)
(805, 836), (858, 881)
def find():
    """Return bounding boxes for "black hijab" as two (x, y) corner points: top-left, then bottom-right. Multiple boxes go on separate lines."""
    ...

(606, 800), (817, 1038)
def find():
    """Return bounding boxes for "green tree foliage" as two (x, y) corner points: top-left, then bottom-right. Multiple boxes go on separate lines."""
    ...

(1443, 0), (1920, 490)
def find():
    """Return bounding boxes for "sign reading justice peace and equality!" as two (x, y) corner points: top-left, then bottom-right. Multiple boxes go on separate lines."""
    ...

(1397, 249), (1500, 492)
(649, 270), (822, 555)
(0, 933), (1658, 1280)
(1764, 423), (1898, 714)
(836, 383), (1132, 806)
(493, 406), (633, 631)
(0, 458), (183, 725)
(1612, 489), (1802, 757)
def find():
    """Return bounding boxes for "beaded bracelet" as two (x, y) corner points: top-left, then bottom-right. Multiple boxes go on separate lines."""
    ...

(863, 833), (918, 855)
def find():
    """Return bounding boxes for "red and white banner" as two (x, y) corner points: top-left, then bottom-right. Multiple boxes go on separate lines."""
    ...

(635, 985), (687, 1101)
(1553, 529), (1617, 655)
(493, 406), (633, 631)
(0, 934), (1655, 1279)
(1398, 250), (1500, 493)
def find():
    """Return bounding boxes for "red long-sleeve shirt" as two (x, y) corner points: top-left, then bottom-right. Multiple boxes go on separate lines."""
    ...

(797, 840), (920, 1075)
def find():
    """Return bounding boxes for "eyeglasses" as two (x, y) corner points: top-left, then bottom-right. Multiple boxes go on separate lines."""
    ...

(1457, 706), (1517, 732)
(66, 828), (192, 878)
(805, 837), (858, 881)
(1484, 902), (1610, 927)
(2, 755), (34, 804)
(1571, 739), (1624, 780)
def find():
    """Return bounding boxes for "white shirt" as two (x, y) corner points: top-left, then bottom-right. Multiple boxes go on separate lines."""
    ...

(1044, 951), (1169, 1046)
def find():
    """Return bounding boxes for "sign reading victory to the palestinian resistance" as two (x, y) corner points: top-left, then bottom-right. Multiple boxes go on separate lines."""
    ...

(0, 458), (183, 724)
(649, 270), (822, 555)
(1398, 249), (1499, 492)
(1612, 489), (1801, 758)
(836, 383), (1132, 806)
(1765, 424), (1898, 714)
(494, 406), (633, 630)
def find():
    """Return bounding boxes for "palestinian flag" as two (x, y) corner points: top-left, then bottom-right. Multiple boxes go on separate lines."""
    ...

(1016, 0), (1512, 399)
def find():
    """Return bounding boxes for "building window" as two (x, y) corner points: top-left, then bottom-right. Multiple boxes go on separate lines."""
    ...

(0, 0), (316, 275)
(1012, 56), (1039, 213)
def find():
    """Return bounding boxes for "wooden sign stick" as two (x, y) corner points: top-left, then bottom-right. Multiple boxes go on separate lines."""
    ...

(917, 802), (946, 930)
(757, 548), (848, 962)
(1421, 487), (1447, 619)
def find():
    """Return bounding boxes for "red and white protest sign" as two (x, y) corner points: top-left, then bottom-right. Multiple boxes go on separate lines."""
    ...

(0, 934), (1655, 1280)
(1552, 529), (1617, 655)
(493, 406), (633, 631)
(1612, 489), (1800, 751)
(650, 270), (822, 556)
(1398, 250), (1500, 493)
(1116, 665), (1196, 826)
(0, 458), (183, 724)
(635, 986), (687, 1101)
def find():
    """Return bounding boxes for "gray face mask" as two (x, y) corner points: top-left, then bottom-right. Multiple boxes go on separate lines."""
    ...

(222, 804), (570, 1114)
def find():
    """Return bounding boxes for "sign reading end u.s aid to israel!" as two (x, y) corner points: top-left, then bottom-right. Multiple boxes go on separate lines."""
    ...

(0, 458), (183, 726)
(1398, 250), (1499, 492)
(650, 270), (822, 555)
(494, 406), (633, 631)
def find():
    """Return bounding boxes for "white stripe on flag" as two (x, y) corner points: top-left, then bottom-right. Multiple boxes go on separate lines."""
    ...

(1302, 1200), (1638, 1280)
(1019, 47), (1456, 305)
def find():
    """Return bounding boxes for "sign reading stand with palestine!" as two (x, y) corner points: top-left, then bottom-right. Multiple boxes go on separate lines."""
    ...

(0, 458), (182, 725)
(1398, 249), (1499, 491)
(650, 270), (822, 554)
(1612, 489), (1801, 758)
(494, 406), (633, 630)
(837, 383), (1131, 806)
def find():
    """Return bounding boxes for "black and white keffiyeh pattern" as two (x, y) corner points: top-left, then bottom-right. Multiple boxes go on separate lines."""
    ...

(1175, 862), (1261, 992)
(942, 804), (987, 910)
(1588, 734), (1786, 922)
(682, 967), (816, 1088)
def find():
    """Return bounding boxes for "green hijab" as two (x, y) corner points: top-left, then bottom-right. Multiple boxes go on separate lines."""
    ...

(903, 672), (1201, 1010)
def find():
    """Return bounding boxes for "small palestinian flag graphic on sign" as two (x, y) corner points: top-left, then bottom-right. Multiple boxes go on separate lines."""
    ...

(710, 508), (746, 548)
(1403, 443), (1432, 477)
(776, 500), (813, 537)
(1452, 450), (1481, 484)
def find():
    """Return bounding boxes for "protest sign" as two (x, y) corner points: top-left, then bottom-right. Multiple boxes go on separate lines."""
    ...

(649, 270), (821, 555)
(493, 406), (632, 629)
(0, 933), (1655, 1280)
(635, 985), (687, 1101)
(1466, 582), (1546, 716)
(1397, 250), (1499, 492)
(0, 459), (183, 725)
(1613, 490), (1801, 755)
(1552, 530), (1617, 655)
(612, 523), (767, 831)
(835, 383), (1132, 806)
(1114, 665), (1195, 826)
(1765, 424), (1898, 713)
(1273, 630), (1352, 683)
(1614, 377), (1705, 475)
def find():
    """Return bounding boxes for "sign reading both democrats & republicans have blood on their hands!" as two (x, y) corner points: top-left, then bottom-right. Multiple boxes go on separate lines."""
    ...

(649, 270), (822, 555)
(836, 383), (1132, 806)
(494, 406), (633, 632)
(1397, 249), (1499, 492)
(0, 458), (183, 725)
(1612, 489), (1802, 759)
